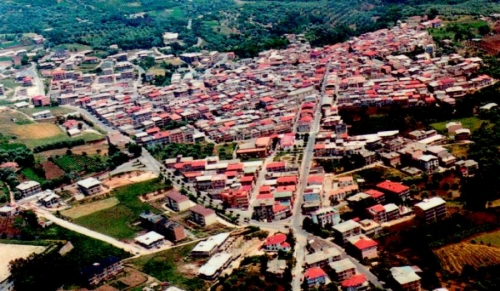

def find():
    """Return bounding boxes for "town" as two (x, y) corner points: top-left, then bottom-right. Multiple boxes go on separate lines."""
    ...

(0, 14), (499, 291)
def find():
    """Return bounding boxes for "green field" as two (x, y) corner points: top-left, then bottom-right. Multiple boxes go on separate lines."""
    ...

(19, 106), (76, 117)
(53, 154), (104, 172)
(0, 78), (18, 89)
(21, 168), (46, 183)
(74, 179), (168, 239)
(472, 230), (500, 247)
(130, 242), (206, 291)
(430, 117), (486, 133)
(54, 43), (92, 52)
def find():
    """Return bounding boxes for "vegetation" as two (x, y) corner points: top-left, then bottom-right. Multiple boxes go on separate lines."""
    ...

(8, 213), (129, 291)
(148, 142), (215, 160)
(130, 242), (207, 291)
(53, 154), (106, 173)
(430, 116), (486, 133)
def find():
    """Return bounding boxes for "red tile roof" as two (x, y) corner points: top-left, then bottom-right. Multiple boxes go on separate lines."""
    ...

(377, 181), (409, 194)
(304, 267), (327, 280)
(189, 205), (215, 216)
(166, 190), (189, 202)
(264, 233), (287, 246)
(353, 237), (378, 250)
(368, 204), (385, 213)
(365, 189), (384, 199)
(341, 274), (367, 288)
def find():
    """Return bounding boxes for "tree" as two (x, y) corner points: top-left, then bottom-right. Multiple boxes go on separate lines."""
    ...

(478, 24), (491, 36)
(21, 55), (29, 66)
(126, 142), (142, 158)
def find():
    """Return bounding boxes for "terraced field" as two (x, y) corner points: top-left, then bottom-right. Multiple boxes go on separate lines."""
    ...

(53, 155), (103, 172)
(434, 242), (500, 274)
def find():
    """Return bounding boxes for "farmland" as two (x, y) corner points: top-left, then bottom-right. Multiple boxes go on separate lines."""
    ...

(434, 242), (500, 274)
(20, 167), (46, 183)
(42, 161), (64, 179)
(471, 230), (500, 248)
(19, 106), (76, 117)
(53, 154), (105, 173)
(73, 179), (169, 239)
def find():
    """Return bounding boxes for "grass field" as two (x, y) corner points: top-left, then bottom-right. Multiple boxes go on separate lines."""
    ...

(53, 154), (104, 172)
(446, 143), (470, 159)
(130, 242), (207, 291)
(471, 230), (500, 247)
(0, 78), (18, 89)
(54, 43), (92, 52)
(434, 242), (500, 274)
(430, 117), (486, 133)
(24, 132), (103, 148)
(62, 197), (120, 219)
(74, 179), (167, 239)
(19, 106), (76, 116)
(147, 67), (165, 76)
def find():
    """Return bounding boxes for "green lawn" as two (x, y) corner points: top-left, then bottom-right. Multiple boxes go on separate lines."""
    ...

(73, 179), (169, 239)
(430, 117), (486, 133)
(170, 7), (185, 18)
(54, 43), (92, 52)
(472, 230), (500, 247)
(130, 242), (206, 291)
(19, 106), (77, 116)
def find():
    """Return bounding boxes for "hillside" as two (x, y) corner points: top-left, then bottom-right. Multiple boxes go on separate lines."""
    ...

(2, 0), (500, 56)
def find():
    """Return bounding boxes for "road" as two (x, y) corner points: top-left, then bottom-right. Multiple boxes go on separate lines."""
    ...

(290, 62), (328, 291)
(25, 62), (45, 96)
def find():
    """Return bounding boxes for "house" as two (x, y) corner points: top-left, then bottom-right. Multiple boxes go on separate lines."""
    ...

(367, 204), (387, 223)
(455, 159), (479, 177)
(16, 180), (41, 197)
(82, 256), (124, 286)
(305, 247), (342, 268)
(329, 258), (357, 281)
(32, 110), (52, 120)
(418, 155), (439, 174)
(311, 207), (340, 227)
(358, 219), (382, 237)
(191, 232), (230, 257)
(304, 267), (328, 287)
(134, 231), (165, 249)
(341, 274), (369, 291)
(77, 177), (102, 196)
(414, 197), (446, 223)
(376, 181), (410, 202)
(347, 235), (378, 260)
(365, 189), (385, 204)
(380, 152), (401, 167)
(62, 119), (79, 130)
(263, 233), (291, 252)
(32, 95), (50, 107)
(198, 252), (233, 280)
(332, 220), (361, 245)
(454, 128), (470, 141)
(384, 203), (401, 221)
(165, 191), (191, 212)
(188, 205), (217, 226)
(37, 190), (60, 208)
(390, 266), (421, 291)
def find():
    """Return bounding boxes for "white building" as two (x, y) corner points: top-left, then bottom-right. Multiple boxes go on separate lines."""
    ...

(134, 231), (165, 249)
(191, 232), (230, 257)
(76, 177), (102, 196)
(198, 252), (233, 280)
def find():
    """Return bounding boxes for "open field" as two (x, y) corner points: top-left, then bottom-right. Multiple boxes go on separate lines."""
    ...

(434, 242), (500, 274)
(129, 242), (207, 291)
(62, 197), (120, 219)
(42, 161), (65, 179)
(11, 123), (62, 140)
(471, 229), (500, 247)
(36, 142), (109, 158)
(103, 171), (159, 189)
(19, 106), (76, 116)
(430, 117), (486, 133)
(73, 179), (168, 239)
(446, 143), (470, 158)
(21, 167), (46, 183)
(147, 67), (165, 76)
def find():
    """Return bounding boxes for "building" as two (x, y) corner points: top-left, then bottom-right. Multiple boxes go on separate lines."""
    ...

(304, 267), (328, 287)
(76, 177), (102, 196)
(311, 207), (340, 227)
(347, 236), (378, 260)
(165, 191), (191, 212)
(384, 203), (401, 221)
(16, 180), (41, 197)
(140, 211), (186, 242)
(198, 252), (233, 280)
(341, 274), (369, 291)
(418, 155), (439, 174)
(220, 189), (250, 209)
(82, 256), (124, 286)
(332, 220), (361, 245)
(191, 232), (230, 257)
(414, 197), (446, 222)
(32, 110), (52, 120)
(390, 266), (421, 291)
(267, 258), (287, 278)
(263, 233), (291, 252)
(37, 190), (60, 208)
(376, 181), (410, 202)
(188, 205), (217, 226)
(305, 247), (342, 268)
(134, 231), (165, 249)
(329, 258), (357, 281)
(367, 204), (387, 223)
